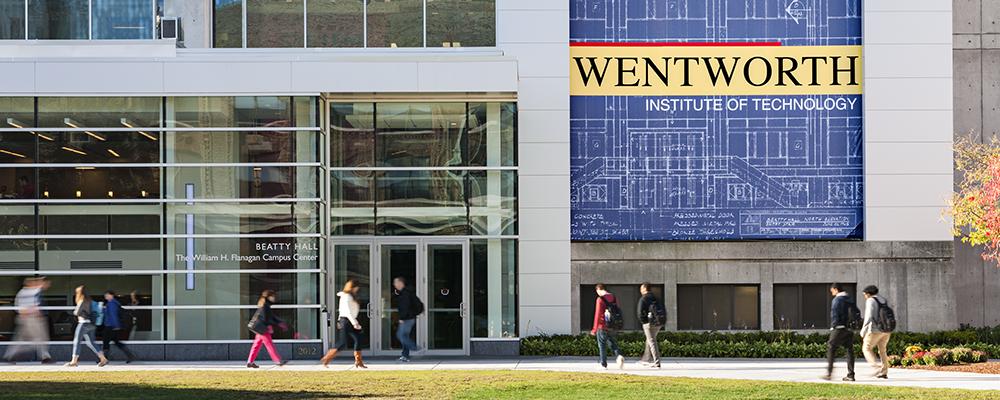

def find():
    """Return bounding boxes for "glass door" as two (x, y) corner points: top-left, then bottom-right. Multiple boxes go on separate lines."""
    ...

(376, 242), (419, 355)
(423, 241), (469, 355)
(331, 242), (373, 351)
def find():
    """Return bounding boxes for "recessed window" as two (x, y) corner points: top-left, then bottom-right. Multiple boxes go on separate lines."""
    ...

(677, 284), (759, 330)
(579, 284), (664, 332)
(774, 283), (857, 330)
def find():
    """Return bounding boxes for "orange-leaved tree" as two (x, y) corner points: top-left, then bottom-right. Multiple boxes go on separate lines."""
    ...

(948, 136), (1000, 265)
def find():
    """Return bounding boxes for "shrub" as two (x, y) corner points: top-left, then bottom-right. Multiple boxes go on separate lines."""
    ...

(951, 347), (973, 363)
(922, 349), (952, 366)
(971, 350), (989, 363)
(887, 355), (902, 367)
(904, 345), (924, 358)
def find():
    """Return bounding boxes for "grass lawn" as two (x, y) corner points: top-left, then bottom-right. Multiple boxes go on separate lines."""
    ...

(0, 370), (997, 400)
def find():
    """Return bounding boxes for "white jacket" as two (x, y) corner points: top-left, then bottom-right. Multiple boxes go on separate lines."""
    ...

(337, 292), (360, 327)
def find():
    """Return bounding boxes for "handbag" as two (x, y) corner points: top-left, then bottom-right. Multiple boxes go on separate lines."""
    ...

(247, 309), (268, 335)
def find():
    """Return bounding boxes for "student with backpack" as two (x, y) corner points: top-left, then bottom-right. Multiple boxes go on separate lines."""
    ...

(392, 277), (423, 362)
(861, 285), (894, 379)
(636, 282), (665, 368)
(590, 284), (624, 369)
(65, 285), (109, 367)
(101, 291), (136, 363)
(823, 283), (860, 381)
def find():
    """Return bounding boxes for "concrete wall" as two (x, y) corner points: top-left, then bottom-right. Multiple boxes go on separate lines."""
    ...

(571, 241), (956, 333)
(952, 0), (1000, 327)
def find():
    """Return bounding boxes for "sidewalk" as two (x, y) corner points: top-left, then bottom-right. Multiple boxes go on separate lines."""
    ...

(3, 357), (998, 391)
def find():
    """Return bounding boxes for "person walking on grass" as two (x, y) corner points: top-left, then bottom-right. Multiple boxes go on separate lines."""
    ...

(246, 289), (288, 368)
(3, 278), (53, 364)
(319, 279), (366, 368)
(393, 277), (423, 362)
(101, 291), (135, 363)
(861, 285), (894, 379)
(637, 282), (665, 368)
(823, 283), (860, 381)
(591, 283), (624, 369)
(65, 285), (109, 367)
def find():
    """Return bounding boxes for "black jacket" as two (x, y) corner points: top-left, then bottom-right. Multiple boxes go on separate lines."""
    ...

(252, 300), (284, 330)
(637, 293), (656, 324)
(396, 287), (418, 321)
(830, 293), (855, 328)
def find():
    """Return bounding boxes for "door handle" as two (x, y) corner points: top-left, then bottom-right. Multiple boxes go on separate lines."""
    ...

(459, 302), (466, 318)
(366, 302), (372, 319)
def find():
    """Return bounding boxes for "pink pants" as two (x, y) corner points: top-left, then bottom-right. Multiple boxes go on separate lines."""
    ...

(247, 326), (282, 364)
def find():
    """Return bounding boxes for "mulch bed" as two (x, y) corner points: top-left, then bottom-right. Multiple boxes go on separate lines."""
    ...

(898, 362), (1000, 374)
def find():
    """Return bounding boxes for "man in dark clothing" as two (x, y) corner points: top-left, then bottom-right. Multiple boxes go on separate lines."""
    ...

(591, 283), (624, 369)
(393, 277), (421, 362)
(636, 282), (661, 367)
(102, 291), (135, 363)
(824, 283), (856, 381)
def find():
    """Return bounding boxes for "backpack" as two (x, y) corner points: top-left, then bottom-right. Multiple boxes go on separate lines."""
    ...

(412, 293), (425, 316)
(646, 297), (667, 327)
(600, 295), (624, 331)
(874, 298), (897, 332)
(91, 300), (105, 326)
(846, 300), (863, 330)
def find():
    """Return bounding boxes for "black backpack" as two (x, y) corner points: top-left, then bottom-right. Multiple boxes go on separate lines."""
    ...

(600, 295), (624, 331)
(646, 297), (667, 327)
(846, 300), (863, 330)
(412, 293), (425, 316)
(874, 298), (897, 332)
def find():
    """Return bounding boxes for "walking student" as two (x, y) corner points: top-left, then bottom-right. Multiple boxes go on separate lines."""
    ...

(3, 278), (53, 364)
(861, 285), (894, 379)
(823, 283), (859, 381)
(636, 282), (665, 368)
(320, 279), (366, 368)
(393, 277), (423, 362)
(590, 283), (625, 369)
(65, 285), (109, 367)
(101, 291), (135, 363)
(246, 289), (288, 368)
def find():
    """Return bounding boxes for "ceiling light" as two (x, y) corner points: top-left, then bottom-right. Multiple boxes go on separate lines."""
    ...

(64, 118), (105, 141)
(0, 148), (26, 158)
(121, 118), (158, 141)
(8, 118), (53, 141)
(61, 146), (87, 156)
(107, 149), (121, 157)
(107, 191), (114, 198)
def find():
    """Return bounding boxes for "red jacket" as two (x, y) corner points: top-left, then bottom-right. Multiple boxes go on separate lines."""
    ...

(591, 293), (617, 334)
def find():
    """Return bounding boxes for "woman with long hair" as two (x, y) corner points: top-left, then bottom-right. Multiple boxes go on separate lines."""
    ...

(245, 289), (288, 368)
(65, 285), (108, 367)
(319, 279), (366, 368)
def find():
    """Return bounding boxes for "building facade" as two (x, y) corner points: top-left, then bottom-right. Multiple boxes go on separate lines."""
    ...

(0, 0), (974, 361)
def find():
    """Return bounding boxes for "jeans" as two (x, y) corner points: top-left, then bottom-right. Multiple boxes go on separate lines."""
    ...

(862, 332), (891, 377)
(4, 314), (50, 361)
(640, 323), (662, 365)
(71, 322), (101, 358)
(396, 319), (420, 358)
(826, 328), (856, 378)
(247, 326), (281, 364)
(596, 329), (621, 367)
(333, 318), (361, 351)
(101, 326), (134, 360)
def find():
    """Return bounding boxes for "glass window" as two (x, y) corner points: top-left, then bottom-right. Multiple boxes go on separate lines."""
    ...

(165, 166), (318, 200)
(38, 131), (159, 163)
(37, 97), (161, 128)
(306, 0), (363, 48)
(166, 203), (320, 235)
(40, 204), (160, 251)
(38, 167), (159, 200)
(331, 171), (374, 235)
(167, 272), (317, 305)
(213, 0), (242, 48)
(0, 167), (35, 199)
(471, 239), (516, 338)
(0, 132), (35, 164)
(468, 102), (516, 167)
(166, 131), (318, 164)
(376, 170), (467, 235)
(167, 97), (310, 128)
(366, 0), (423, 48)
(0, 207), (35, 270)
(28, 0), (89, 39)
(167, 307), (317, 340)
(427, 0), (495, 47)
(0, 98), (37, 163)
(330, 102), (374, 168)
(167, 237), (320, 270)
(0, 0), (25, 39)
(246, 0), (304, 48)
(376, 103), (467, 167)
(578, 284), (663, 332)
(469, 170), (516, 235)
(677, 284), (759, 330)
(774, 283), (857, 330)
(91, 0), (154, 39)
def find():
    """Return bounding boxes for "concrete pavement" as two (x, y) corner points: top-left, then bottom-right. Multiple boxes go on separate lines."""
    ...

(2, 357), (998, 391)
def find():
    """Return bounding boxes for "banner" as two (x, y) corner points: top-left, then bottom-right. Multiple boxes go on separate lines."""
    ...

(570, 0), (864, 240)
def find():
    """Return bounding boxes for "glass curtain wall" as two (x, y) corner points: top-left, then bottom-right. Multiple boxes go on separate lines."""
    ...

(214, 0), (496, 48)
(15, 0), (156, 40)
(329, 101), (517, 339)
(0, 96), (322, 343)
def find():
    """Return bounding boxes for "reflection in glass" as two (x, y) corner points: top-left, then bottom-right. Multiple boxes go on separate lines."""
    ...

(380, 244), (416, 351)
(166, 166), (318, 199)
(0, 98), (38, 163)
(166, 131), (318, 164)
(167, 97), (309, 128)
(247, 0), (304, 48)
(167, 237), (320, 270)
(213, 0), (242, 48)
(307, 0), (363, 47)
(91, 0), (154, 39)
(0, 132), (36, 164)
(334, 244), (371, 349)
(427, 244), (463, 349)
(471, 239), (517, 338)
(38, 167), (160, 199)
(168, 272), (317, 306)
(331, 171), (374, 235)
(468, 102), (516, 166)
(39, 131), (159, 163)
(427, 0), (495, 47)
(366, 0), (422, 48)
(0, 208), (35, 266)
(167, 203), (320, 235)
(376, 103), (467, 167)
(376, 170), (467, 235)
(28, 0), (89, 39)
(29, 275), (161, 340)
(167, 308), (317, 340)
(0, 0), (25, 39)
(37, 97), (161, 128)
(330, 102), (374, 167)
(468, 171), (517, 235)
(41, 204), (160, 251)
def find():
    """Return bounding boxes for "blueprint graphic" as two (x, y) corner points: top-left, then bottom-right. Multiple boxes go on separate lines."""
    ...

(570, 0), (864, 241)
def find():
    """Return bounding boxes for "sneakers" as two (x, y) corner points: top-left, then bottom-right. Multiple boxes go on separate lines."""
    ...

(246, 362), (259, 368)
(842, 376), (855, 382)
(398, 356), (411, 363)
(616, 355), (625, 370)
(875, 374), (888, 379)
